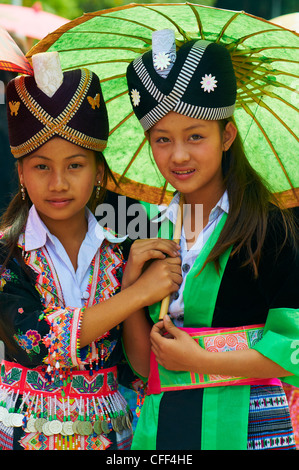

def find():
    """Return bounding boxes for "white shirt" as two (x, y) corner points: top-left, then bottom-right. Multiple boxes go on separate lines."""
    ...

(162, 191), (229, 326)
(24, 206), (120, 308)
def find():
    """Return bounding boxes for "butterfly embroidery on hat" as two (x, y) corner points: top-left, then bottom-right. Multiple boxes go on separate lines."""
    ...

(200, 74), (218, 93)
(11, 69), (107, 158)
(9, 101), (20, 116)
(87, 93), (100, 109)
(131, 89), (141, 107)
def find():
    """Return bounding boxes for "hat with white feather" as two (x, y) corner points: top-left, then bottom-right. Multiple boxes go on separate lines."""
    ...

(6, 52), (109, 158)
(126, 29), (237, 130)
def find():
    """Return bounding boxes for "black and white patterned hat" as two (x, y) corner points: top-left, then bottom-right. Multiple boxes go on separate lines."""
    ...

(126, 30), (237, 130)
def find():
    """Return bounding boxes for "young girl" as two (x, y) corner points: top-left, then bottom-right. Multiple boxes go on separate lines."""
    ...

(0, 51), (181, 450)
(125, 30), (299, 450)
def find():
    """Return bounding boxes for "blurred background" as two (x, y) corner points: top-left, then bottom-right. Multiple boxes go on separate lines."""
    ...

(1, 0), (298, 38)
(6, 0), (299, 21)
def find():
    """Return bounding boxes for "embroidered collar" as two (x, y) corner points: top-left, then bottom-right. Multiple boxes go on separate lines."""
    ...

(22, 205), (125, 252)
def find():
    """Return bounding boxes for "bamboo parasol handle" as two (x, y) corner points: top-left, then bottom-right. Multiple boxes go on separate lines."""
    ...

(158, 194), (184, 320)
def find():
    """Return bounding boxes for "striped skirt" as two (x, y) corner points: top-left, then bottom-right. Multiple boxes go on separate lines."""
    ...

(247, 385), (296, 450)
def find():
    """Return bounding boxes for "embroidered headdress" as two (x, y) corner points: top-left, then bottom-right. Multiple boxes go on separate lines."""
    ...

(126, 29), (237, 130)
(6, 52), (109, 158)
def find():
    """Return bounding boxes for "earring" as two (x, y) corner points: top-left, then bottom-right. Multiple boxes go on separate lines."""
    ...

(20, 183), (26, 201)
(95, 180), (101, 199)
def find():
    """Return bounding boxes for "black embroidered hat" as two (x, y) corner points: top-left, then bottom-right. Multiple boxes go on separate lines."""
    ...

(126, 33), (237, 131)
(6, 52), (109, 158)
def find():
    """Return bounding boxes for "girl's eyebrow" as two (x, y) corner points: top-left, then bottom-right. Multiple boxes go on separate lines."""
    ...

(152, 124), (207, 133)
(27, 154), (88, 161)
(185, 124), (207, 131)
(27, 155), (51, 161)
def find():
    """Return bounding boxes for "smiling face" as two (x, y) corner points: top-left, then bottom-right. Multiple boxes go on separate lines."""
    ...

(18, 137), (103, 229)
(149, 112), (237, 205)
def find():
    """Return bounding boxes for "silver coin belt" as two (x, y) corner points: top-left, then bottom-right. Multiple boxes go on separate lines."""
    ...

(0, 386), (133, 438)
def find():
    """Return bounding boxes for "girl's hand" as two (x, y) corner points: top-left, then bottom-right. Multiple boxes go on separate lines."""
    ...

(151, 317), (294, 379)
(150, 315), (206, 372)
(135, 256), (182, 307)
(122, 239), (180, 289)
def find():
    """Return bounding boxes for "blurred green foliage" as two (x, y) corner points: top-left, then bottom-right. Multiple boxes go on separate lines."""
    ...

(3, 0), (217, 20)
(2, 0), (298, 21)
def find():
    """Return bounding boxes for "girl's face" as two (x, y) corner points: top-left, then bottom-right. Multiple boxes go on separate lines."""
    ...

(18, 137), (103, 225)
(149, 112), (237, 204)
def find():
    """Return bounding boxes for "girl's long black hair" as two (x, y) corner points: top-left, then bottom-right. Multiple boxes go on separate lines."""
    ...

(203, 117), (298, 277)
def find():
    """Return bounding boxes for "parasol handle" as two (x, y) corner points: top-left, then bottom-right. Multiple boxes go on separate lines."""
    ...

(158, 194), (184, 320)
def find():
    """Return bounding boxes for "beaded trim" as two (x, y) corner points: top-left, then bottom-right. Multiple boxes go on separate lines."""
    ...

(11, 69), (107, 158)
(43, 307), (84, 370)
(0, 361), (133, 450)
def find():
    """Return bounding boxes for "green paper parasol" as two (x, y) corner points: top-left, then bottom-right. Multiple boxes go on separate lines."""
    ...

(28, 3), (299, 207)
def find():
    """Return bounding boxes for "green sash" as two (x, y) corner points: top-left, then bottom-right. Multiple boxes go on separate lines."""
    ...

(147, 208), (250, 450)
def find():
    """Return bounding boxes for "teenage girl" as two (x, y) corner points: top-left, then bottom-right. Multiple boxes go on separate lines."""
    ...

(125, 30), (299, 450)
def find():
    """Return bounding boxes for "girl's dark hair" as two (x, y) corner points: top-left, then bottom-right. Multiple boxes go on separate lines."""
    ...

(0, 150), (116, 273)
(204, 116), (297, 277)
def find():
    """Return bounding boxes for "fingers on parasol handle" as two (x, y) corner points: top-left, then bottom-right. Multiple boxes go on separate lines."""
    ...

(158, 194), (184, 320)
